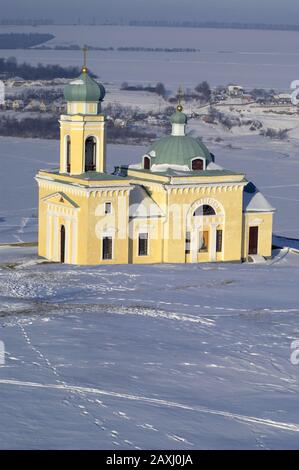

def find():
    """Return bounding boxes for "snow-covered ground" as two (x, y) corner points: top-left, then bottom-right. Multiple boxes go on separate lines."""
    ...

(0, 245), (299, 449)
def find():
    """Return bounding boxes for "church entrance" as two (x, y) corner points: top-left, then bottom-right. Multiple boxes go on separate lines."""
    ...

(188, 202), (224, 263)
(60, 225), (66, 263)
(248, 226), (258, 255)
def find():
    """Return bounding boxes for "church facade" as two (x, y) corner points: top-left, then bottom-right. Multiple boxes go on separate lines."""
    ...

(36, 66), (275, 265)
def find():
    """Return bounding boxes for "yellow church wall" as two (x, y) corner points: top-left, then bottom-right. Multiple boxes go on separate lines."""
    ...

(242, 212), (274, 259)
(85, 190), (131, 265)
(37, 183), (86, 263)
(60, 114), (106, 175)
(129, 218), (163, 264)
(37, 176), (274, 265)
(67, 102), (98, 115)
(37, 179), (132, 265)
(161, 185), (244, 263)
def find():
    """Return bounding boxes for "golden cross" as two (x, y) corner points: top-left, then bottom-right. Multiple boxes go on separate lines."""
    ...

(177, 85), (184, 111)
(82, 46), (88, 71)
(177, 85), (184, 103)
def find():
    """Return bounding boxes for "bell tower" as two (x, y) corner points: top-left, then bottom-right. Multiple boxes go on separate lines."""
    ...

(59, 49), (106, 175)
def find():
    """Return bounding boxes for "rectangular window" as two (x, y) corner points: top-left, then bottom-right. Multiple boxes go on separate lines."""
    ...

(138, 233), (148, 256)
(216, 229), (223, 252)
(199, 230), (209, 253)
(102, 236), (113, 260)
(105, 202), (112, 214)
(185, 231), (191, 254)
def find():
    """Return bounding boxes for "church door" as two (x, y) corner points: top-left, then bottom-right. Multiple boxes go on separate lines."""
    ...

(60, 225), (66, 263)
(249, 226), (258, 255)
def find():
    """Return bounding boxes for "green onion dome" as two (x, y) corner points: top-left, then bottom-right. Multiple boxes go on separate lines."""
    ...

(64, 67), (105, 103)
(170, 109), (188, 125)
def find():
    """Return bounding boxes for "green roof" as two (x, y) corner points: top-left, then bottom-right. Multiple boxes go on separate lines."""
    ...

(126, 167), (242, 178)
(147, 135), (213, 168)
(42, 169), (127, 182)
(64, 69), (105, 103)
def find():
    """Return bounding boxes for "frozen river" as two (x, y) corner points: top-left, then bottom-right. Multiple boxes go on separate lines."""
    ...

(1, 24), (299, 89)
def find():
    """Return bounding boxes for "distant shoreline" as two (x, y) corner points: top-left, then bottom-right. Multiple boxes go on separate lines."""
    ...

(2, 21), (299, 33)
(127, 21), (299, 32)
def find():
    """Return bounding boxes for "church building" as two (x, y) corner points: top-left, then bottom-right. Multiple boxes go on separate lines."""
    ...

(36, 64), (275, 265)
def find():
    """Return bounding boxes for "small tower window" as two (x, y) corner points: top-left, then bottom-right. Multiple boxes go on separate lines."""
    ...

(66, 136), (71, 173)
(192, 158), (204, 171)
(85, 136), (97, 172)
(144, 156), (151, 170)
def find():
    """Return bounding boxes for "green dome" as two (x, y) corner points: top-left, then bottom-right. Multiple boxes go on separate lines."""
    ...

(147, 135), (213, 169)
(170, 110), (187, 124)
(64, 69), (105, 102)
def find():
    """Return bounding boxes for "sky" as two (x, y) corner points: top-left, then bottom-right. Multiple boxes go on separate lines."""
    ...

(1, 0), (299, 25)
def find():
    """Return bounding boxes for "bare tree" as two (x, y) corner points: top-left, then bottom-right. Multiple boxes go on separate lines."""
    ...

(195, 81), (211, 102)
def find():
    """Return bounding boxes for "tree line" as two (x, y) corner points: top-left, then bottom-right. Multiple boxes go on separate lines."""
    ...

(0, 33), (54, 49)
(0, 57), (86, 80)
(0, 116), (157, 143)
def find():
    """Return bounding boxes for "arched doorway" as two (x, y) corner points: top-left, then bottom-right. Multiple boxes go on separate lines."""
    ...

(187, 200), (224, 263)
(60, 225), (66, 263)
(85, 136), (97, 172)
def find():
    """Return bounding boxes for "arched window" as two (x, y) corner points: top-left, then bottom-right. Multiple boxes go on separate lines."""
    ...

(144, 156), (151, 170)
(192, 158), (204, 171)
(193, 205), (216, 216)
(85, 136), (97, 172)
(66, 136), (71, 173)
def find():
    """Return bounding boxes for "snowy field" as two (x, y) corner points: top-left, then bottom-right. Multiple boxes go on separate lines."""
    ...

(1, 25), (299, 88)
(0, 245), (299, 449)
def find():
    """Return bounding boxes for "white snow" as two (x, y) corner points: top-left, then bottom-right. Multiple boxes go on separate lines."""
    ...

(244, 189), (275, 212)
(69, 79), (85, 85)
(0, 246), (299, 449)
(129, 186), (164, 218)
